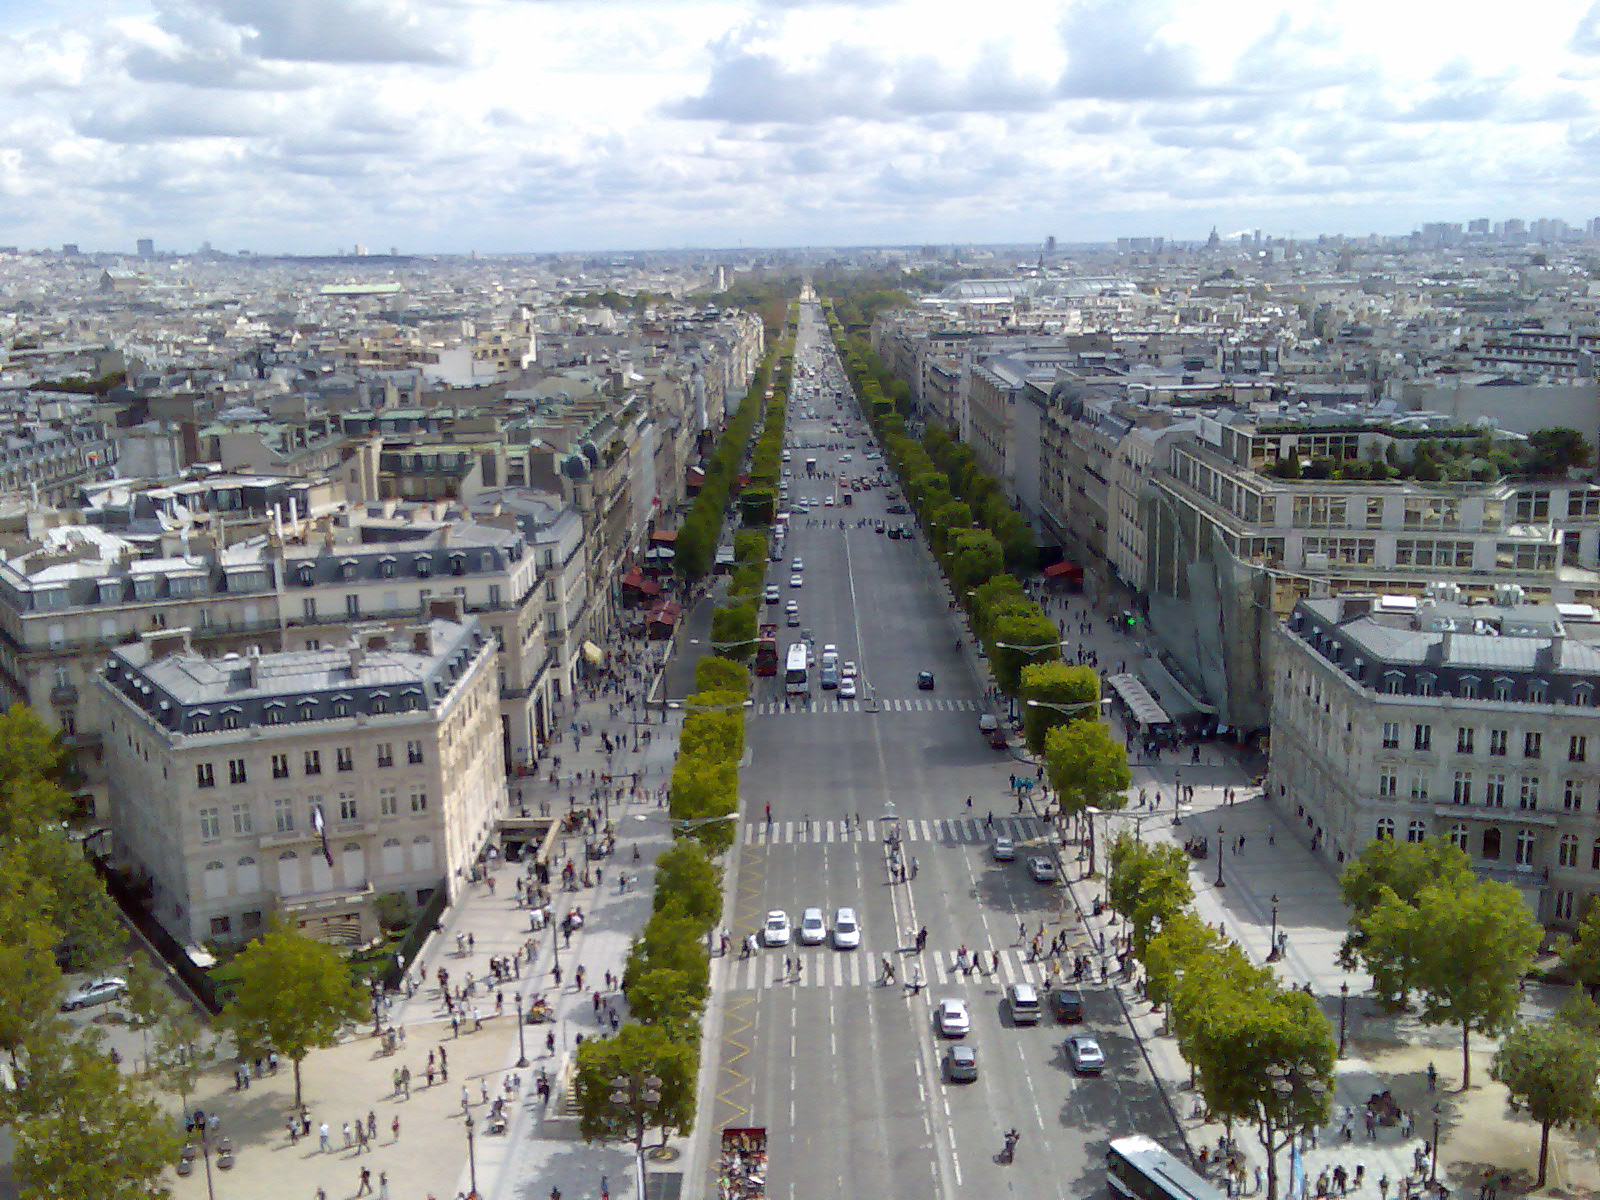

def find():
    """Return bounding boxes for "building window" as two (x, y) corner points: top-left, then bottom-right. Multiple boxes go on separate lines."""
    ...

(1452, 772), (1472, 805)
(209, 916), (232, 937)
(339, 795), (358, 821)
(1561, 834), (1581, 868)
(1525, 732), (1543, 759)
(196, 763), (215, 789)
(1384, 675), (1404, 696)
(1381, 722), (1400, 750)
(336, 747), (354, 772)
(1553, 890), (1577, 922)
(1379, 768), (1398, 799)
(1416, 674), (1436, 697)
(271, 753), (289, 780)
(266, 708), (284, 725)
(1530, 683), (1547, 704)
(231, 803), (252, 835)
(221, 712), (239, 731)
(274, 798), (294, 833)
(304, 750), (322, 775)
(1515, 828), (1537, 866)
(1449, 823), (1469, 851)
(345, 594), (361, 617)
(1459, 678), (1479, 700)
(228, 758), (247, 785)
(303, 598), (317, 620)
(1413, 724), (1432, 752)
(1572, 736), (1588, 763)
(1482, 828), (1502, 860)
(410, 791), (428, 813)
(1405, 820), (1425, 843)
(332, 700), (349, 718)
(1489, 729), (1508, 757)
(1486, 774), (1506, 807)
(1519, 776), (1540, 810)
(380, 787), (398, 816)
(1376, 818), (1395, 840)
(377, 743), (394, 768)
(199, 807), (220, 840)
(407, 740), (424, 765)
(1410, 775), (1430, 802)
(1573, 685), (1594, 707)
(1566, 779), (1585, 812)
(1456, 727), (1475, 755)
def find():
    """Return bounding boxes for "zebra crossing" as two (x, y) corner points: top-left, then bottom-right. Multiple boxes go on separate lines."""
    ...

(750, 697), (982, 717)
(742, 815), (1042, 845)
(713, 945), (1074, 992)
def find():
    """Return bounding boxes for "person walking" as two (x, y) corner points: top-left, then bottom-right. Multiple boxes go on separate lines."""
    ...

(319, 1122), (331, 1153)
(356, 1166), (372, 1197)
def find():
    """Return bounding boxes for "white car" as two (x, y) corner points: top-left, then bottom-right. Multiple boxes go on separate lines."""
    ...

(838, 677), (858, 699)
(936, 998), (971, 1038)
(822, 643), (838, 660)
(763, 911), (792, 946)
(824, 496), (835, 506)
(785, 601), (799, 615)
(799, 908), (827, 945)
(833, 907), (861, 949)
(789, 574), (804, 589)
(764, 586), (780, 604)
(791, 558), (805, 572)
(842, 661), (858, 679)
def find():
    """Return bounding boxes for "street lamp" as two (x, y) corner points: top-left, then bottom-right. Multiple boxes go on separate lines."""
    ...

(464, 1112), (479, 1199)
(1270, 894), (1280, 960)
(1339, 981), (1349, 1058)
(610, 1071), (664, 1197)
(1215, 825), (1225, 888)
(1430, 1103), (1442, 1183)
(1085, 806), (1158, 879)
(515, 993), (529, 1068)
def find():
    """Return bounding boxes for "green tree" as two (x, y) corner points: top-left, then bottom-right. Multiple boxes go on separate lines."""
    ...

(1187, 984), (1335, 1200)
(623, 968), (705, 1037)
(710, 602), (757, 662)
(1411, 876), (1540, 1088)
(1043, 721), (1131, 873)
(693, 657), (750, 696)
(625, 912), (710, 1005)
(947, 530), (1005, 595)
(652, 841), (723, 927)
(1490, 1019), (1600, 1186)
(1107, 836), (1193, 959)
(678, 708), (744, 763)
(1143, 909), (1229, 1010)
(12, 1031), (180, 1200)
(573, 1023), (697, 1150)
(149, 1009), (209, 1116)
(224, 921), (366, 1107)
(1338, 839), (1473, 1005)
(988, 610), (1061, 695)
(122, 958), (180, 1073)
(1019, 662), (1101, 755)
(1525, 428), (1592, 475)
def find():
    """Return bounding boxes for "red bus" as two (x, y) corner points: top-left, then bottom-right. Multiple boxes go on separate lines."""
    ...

(755, 624), (779, 676)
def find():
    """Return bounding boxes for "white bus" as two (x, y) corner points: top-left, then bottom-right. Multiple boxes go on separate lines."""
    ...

(1107, 1137), (1226, 1200)
(784, 644), (809, 695)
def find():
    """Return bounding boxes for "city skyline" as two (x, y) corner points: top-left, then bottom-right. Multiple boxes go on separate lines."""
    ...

(3, 0), (1600, 255)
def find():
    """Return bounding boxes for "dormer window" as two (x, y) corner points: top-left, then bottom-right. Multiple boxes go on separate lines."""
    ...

(450, 554), (466, 576)
(1416, 673), (1436, 697)
(1529, 680), (1548, 704)
(297, 565), (315, 586)
(380, 557), (396, 578)
(1383, 671), (1404, 695)
(340, 559), (359, 581)
(1459, 676), (1479, 700)
(414, 557), (432, 579)
(1573, 683), (1595, 707)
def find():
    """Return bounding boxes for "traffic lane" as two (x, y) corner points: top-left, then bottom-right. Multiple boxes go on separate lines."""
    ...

(742, 712), (886, 826)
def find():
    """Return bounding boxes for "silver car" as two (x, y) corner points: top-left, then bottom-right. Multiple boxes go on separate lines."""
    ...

(60, 976), (127, 1011)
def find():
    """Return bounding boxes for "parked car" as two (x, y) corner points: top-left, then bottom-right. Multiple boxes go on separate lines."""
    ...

(1027, 856), (1058, 883)
(992, 836), (1016, 862)
(60, 977), (127, 1011)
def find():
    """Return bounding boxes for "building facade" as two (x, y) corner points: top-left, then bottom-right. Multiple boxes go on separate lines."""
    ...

(99, 611), (502, 948)
(1268, 589), (1600, 927)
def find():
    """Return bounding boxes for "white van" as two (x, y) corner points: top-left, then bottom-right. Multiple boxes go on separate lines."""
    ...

(1007, 982), (1042, 1025)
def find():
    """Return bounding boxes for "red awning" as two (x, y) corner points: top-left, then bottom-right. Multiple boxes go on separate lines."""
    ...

(621, 567), (646, 587)
(634, 577), (661, 596)
(646, 609), (678, 626)
(1043, 561), (1083, 580)
(650, 529), (678, 545)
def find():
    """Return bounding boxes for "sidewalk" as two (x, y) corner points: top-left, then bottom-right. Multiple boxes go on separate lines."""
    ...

(165, 634), (691, 1200)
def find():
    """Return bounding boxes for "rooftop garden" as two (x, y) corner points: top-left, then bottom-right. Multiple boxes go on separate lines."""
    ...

(1264, 427), (1590, 485)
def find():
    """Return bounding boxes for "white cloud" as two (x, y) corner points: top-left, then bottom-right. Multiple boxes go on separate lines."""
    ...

(0, 0), (1596, 253)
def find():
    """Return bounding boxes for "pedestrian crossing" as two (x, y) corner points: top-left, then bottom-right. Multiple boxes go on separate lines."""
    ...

(750, 697), (982, 716)
(713, 945), (1090, 992)
(742, 816), (1043, 845)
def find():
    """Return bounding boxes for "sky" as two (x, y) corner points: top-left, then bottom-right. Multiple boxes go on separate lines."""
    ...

(3, 0), (1600, 255)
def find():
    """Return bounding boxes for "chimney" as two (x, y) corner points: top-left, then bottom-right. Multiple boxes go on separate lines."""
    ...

(247, 644), (263, 688)
(427, 596), (463, 623)
(348, 645), (364, 679)
(143, 628), (192, 660)
(412, 627), (434, 656)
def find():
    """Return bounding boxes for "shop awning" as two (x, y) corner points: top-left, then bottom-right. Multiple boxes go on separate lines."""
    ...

(1138, 657), (1217, 719)
(1105, 673), (1171, 728)
(1043, 560), (1083, 581)
(645, 609), (678, 627)
(581, 640), (604, 665)
(650, 529), (678, 545)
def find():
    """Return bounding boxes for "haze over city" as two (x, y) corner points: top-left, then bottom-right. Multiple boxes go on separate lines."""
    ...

(6, 0), (1600, 254)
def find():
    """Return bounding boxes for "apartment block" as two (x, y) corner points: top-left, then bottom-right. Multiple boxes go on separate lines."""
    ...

(99, 611), (502, 947)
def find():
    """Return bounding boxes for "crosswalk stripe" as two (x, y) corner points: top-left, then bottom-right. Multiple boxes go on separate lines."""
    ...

(749, 697), (983, 716)
(738, 816), (1046, 845)
(712, 946), (1085, 991)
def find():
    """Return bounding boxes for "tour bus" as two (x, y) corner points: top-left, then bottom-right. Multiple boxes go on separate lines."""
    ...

(1106, 1137), (1226, 1200)
(784, 643), (810, 695)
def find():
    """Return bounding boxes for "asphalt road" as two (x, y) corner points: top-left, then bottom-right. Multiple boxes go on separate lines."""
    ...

(699, 299), (1176, 1200)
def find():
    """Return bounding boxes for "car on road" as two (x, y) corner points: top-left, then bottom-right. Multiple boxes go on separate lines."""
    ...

(936, 998), (971, 1037)
(785, 601), (799, 615)
(763, 911), (792, 946)
(945, 1044), (978, 1083)
(832, 907), (861, 949)
(764, 586), (780, 604)
(822, 643), (838, 660)
(787, 612), (801, 627)
(791, 558), (805, 572)
(842, 661), (858, 679)
(838, 677), (857, 699)
(887, 527), (902, 540)
(1007, 982), (1043, 1025)
(1049, 988), (1085, 1024)
(789, 574), (804, 589)
(60, 977), (127, 1011)
(887, 503), (909, 514)
(820, 664), (840, 690)
(798, 908), (826, 945)
(1027, 856), (1058, 883)
(824, 496), (834, 506)
(1067, 1034), (1105, 1074)
(991, 835), (1016, 861)
(917, 670), (935, 690)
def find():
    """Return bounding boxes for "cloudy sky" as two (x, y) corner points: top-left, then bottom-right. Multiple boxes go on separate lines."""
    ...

(3, 0), (1600, 255)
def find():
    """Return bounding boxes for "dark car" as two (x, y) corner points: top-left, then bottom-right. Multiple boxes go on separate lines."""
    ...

(1049, 988), (1085, 1024)
(887, 503), (909, 514)
(887, 527), (902, 540)
(917, 671), (935, 690)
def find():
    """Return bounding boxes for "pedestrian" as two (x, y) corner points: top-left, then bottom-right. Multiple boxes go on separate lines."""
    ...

(356, 1166), (372, 1196)
(379, 1171), (390, 1200)
(462, 1085), (472, 1115)
(1379, 1175), (1389, 1200)
(547, 1031), (556, 1055)
(366, 1110), (376, 1142)
(343, 1121), (353, 1149)
(392, 1114), (400, 1141)
(320, 1122), (332, 1152)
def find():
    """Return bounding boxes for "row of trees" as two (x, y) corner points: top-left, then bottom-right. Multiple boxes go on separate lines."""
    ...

(1111, 836), (1336, 1200)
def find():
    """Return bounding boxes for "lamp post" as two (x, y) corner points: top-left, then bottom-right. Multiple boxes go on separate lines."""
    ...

(1264, 1062), (1328, 1199)
(1430, 1103), (1442, 1184)
(1215, 825), (1226, 888)
(1270, 894), (1280, 955)
(1339, 981), (1350, 1058)
(611, 1071), (664, 1198)
(515, 993), (528, 1068)
(464, 1112), (479, 1199)
(185, 1110), (219, 1200)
